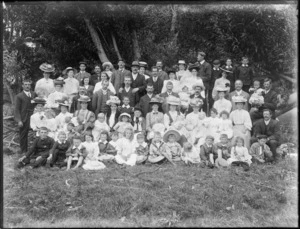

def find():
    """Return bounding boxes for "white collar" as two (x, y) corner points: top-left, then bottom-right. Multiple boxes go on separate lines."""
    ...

(80, 71), (86, 73)
(152, 110), (159, 114)
(242, 64), (248, 67)
(132, 73), (138, 76)
(200, 60), (205, 65)
(265, 89), (270, 94)
(99, 140), (108, 144)
(122, 104), (130, 108)
(57, 140), (66, 144)
(206, 143), (212, 148)
(72, 143), (83, 150)
(236, 90), (242, 95)
(147, 93), (153, 97)
(213, 67), (220, 70)
(226, 65), (232, 68)
(264, 119), (271, 125)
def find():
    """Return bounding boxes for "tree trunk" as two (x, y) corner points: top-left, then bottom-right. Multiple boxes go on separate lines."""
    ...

(111, 32), (122, 60)
(169, 5), (179, 53)
(131, 28), (141, 60)
(78, 8), (109, 63)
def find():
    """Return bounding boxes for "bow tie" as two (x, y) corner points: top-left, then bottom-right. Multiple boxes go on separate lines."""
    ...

(153, 112), (158, 114)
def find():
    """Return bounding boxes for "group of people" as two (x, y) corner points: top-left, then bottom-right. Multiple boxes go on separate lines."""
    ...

(15, 51), (283, 171)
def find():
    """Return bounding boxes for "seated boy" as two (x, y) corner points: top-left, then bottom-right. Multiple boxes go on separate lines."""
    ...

(17, 127), (55, 169)
(65, 136), (87, 170)
(134, 133), (149, 164)
(249, 134), (273, 163)
(181, 141), (201, 165)
(47, 131), (71, 168)
(200, 135), (218, 168)
(97, 130), (117, 161)
(214, 134), (232, 167)
(163, 129), (182, 163)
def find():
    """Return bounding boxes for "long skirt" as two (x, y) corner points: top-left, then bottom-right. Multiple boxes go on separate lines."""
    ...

(232, 124), (251, 149)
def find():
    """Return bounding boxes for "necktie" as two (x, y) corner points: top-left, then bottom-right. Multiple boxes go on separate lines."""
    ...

(28, 92), (31, 98)
(135, 117), (139, 131)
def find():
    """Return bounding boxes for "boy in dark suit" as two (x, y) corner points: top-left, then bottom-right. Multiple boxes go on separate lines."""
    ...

(146, 66), (164, 95)
(200, 135), (218, 168)
(118, 76), (136, 107)
(118, 96), (134, 116)
(235, 57), (254, 93)
(14, 79), (37, 154)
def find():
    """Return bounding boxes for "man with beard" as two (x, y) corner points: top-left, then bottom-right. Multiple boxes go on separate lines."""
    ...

(138, 84), (156, 118)
(229, 80), (250, 111)
(111, 59), (131, 95)
(90, 64), (102, 86)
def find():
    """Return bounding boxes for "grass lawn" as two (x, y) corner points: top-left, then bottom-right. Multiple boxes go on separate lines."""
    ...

(3, 152), (298, 227)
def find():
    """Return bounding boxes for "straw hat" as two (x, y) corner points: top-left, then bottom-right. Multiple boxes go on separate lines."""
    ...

(167, 96), (181, 106)
(232, 95), (247, 103)
(139, 61), (148, 68)
(39, 63), (55, 73)
(163, 129), (181, 142)
(189, 98), (203, 107)
(118, 112), (132, 121)
(106, 96), (121, 106)
(32, 97), (46, 105)
(188, 63), (200, 71)
(102, 62), (113, 69)
(192, 82), (205, 91)
(57, 98), (71, 107)
(78, 95), (91, 103)
(149, 96), (163, 105)
(54, 76), (65, 85)
(178, 60), (186, 65)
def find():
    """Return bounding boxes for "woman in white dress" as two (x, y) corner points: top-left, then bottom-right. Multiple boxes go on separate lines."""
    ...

(206, 108), (221, 143)
(115, 128), (138, 166)
(213, 86), (232, 115)
(64, 67), (79, 103)
(176, 60), (190, 81)
(93, 72), (116, 94)
(102, 62), (113, 78)
(161, 67), (180, 93)
(212, 68), (231, 101)
(229, 96), (252, 149)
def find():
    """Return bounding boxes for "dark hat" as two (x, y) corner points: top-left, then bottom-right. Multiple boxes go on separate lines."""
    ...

(188, 63), (200, 71)
(166, 67), (176, 74)
(206, 135), (214, 141)
(220, 67), (233, 74)
(131, 61), (140, 67)
(257, 135), (268, 139)
(79, 61), (87, 66)
(133, 106), (143, 113)
(220, 134), (229, 139)
(54, 76), (65, 85)
(213, 60), (220, 65)
(198, 51), (206, 57)
(32, 97), (46, 105)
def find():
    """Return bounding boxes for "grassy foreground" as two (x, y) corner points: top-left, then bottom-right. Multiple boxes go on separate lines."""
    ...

(3, 152), (298, 227)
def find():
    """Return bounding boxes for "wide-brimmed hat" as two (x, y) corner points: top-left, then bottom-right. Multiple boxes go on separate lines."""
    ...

(178, 60), (186, 65)
(54, 76), (65, 86)
(106, 96), (121, 106)
(213, 60), (221, 65)
(102, 62), (113, 69)
(192, 82), (205, 91)
(163, 129), (181, 142)
(65, 67), (75, 74)
(149, 96), (163, 105)
(232, 95), (247, 103)
(32, 97), (46, 105)
(139, 61), (148, 68)
(220, 134), (229, 139)
(167, 96), (181, 106)
(166, 67), (176, 75)
(118, 112), (132, 121)
(188, 63), (200, 71)
(57, 98), (71, 107)
(131, 61), (140, 67)
(39, 63), (55, 73)
(215, 85), (228, 92)
(190, 98), (203, 107)
(79, 61), (87, 66)
(220, 67), (233, 74)
(78, 95), (91, 103)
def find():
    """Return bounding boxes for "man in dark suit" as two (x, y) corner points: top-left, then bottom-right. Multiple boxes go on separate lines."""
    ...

(235, 57), (254, 92)
(127, 61), (146, 104)
(90, 64), (102, 86)
(156, 61), (169, 81)
(111, 60), (131, 95)
(14, 79), (37, 154)
(138, 83), (156, 117)
(159, 81), (179, 113)
(187, 83), (207, 115)
(251, 108), (280, 162)
(75, 61), (91, 85)
(119, 76), (136, 107)
(211, 59), (222, 88)
(250, 78), (277, 122)
(229, 80), (250, 111)
(197, 51), (212, 92)
(146, 66), (164, 95)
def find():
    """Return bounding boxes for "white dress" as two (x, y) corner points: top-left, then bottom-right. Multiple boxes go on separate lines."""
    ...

(185, 112), (201, 144)
(45, 118), (57, 139)
(93, 81), (116, 94)
(55, 112), (73, 130)
(92, 120), (110, 142)
(82, 141), (106, 170)
(227, 146), (252, 165)
(163, 111), (184, 128)
(176, 70), (190, 81)
(213, 98), (232, 115)
(178, 92), (190, 107)
(218, 119), (233, 139)
(161, 79), (180, 93)
(30, 112), (48, 136)
(181, 146), (201, 163)
(206, 116), (222, 142)
(229, 109), (252, 149)
(45, 91), (68, 109)
(115, 138), (137, 166)
(34, 78), (55, 98)
(194, 116), (209, 149)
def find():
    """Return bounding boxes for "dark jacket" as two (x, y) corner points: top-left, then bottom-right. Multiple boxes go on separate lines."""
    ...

(146, 77), (164, 95)
(118, 87), (136, 107)
(261, 89), (277, 112)
(235, 65), (254, 86)
(187, 93), (207, 114)
(111, 68), (131, 95)
(26, 136), (55, 158)
(200, 143), (218, 161)
(70, 94), (93, 113)
(90, 73), (102, 86)
(160, 91), (179, 113)
(197, 61), (212, 90)
(211, 68), (222, 89)
(138, 93), (156, 118)
(14, 90), (37, 123)
(253, 118), (280, 142)
(92, 89), (115, 116)
(106, 108), (121, 130)
(130, 73), (147, 102)
(157, 70), (169, 81)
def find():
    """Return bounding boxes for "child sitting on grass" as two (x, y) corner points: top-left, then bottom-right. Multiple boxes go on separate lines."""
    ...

(82, 134), (106, 170)
(65, 123), (81, 142)
(66, 136), (87, 170)
(181, 142), (200, 165)
(214, 134), (232, 167)
(134, 133), (149, 164)
(92, 113), (110, 142)
(113, 112), (134, 138)
(163, 129), (182, 163)
(17, 127), (55, 169)
(194, 111), (209, 147)
(97, 130), (117, 162)
(200, 135), (218, 168)
(249, 134), (273, 164)
(47, 131), (70, 168)
(227, 136), (252, 171)
(148, 132), (174, 165)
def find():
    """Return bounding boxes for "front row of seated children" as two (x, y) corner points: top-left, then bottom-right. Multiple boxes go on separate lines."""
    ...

(17, 125), (274, 171)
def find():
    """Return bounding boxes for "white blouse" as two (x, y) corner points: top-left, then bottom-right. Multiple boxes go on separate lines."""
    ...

(55, 112), (73, 130)
(161, 79), (180, 93)
(93, 81), (116, 94)
(213, 98), (232, 115)
(229, 109), (252, 130)
(116, 138), (136, 157)
(82, 141), (100, 161)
